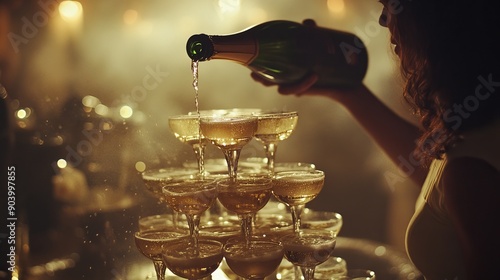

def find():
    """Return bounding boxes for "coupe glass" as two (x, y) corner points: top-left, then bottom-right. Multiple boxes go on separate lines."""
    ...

(161, 177), (218, 254)
(142, 168), (204, 232)
(253, 111), (298, 173)
(168, 114), (210, 176)
(134, 230), (184, 280)
(300, 209), (343, 237)
(163, 239), (224, 280)
(279, 209), (343, 280)
(272, 170), (325, 233)
(280, 229), (337, 280)
(217, 176), (272, 246)
(200, 115), (258, 180)
(223, 238), (284, 280)
(141, 167), (198, 203)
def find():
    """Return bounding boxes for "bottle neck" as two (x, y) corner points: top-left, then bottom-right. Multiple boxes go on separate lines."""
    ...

(209, 33), (258, 65)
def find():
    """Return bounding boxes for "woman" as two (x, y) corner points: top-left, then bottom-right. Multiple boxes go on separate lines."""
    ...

(252, 0), (500, 279)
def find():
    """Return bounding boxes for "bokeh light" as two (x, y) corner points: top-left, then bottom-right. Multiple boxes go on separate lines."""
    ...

(327, 0), (346, 16)
(119, 105), (134, 119)
(123, 9), (139, 25)
(57, 159), (68, 169)
(59, 1), (83, 22)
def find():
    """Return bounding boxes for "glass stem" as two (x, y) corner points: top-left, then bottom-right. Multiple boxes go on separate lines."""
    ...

(294, 265), (303, 280)
(264, 143), (277, 173)
(223, 148), (241, 180)
(172, 211), (179, 230)
(290, 204), (305, 233)
(240, 213), (253, 247)
(152, 260), (167, 280)
(192, 143), (206, 176)
(301, 266), (315, 280)
(186, 214), (201, 255)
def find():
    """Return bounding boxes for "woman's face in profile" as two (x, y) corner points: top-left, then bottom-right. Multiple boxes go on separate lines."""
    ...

(377, 0), (401, 57)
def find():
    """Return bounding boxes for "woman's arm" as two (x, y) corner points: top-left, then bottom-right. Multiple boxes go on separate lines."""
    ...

(337, 84), (428, 186)
(252, 73), (428, 186)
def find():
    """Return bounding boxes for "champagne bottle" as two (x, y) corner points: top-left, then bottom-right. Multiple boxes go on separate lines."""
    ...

(186, 20), (368, 88)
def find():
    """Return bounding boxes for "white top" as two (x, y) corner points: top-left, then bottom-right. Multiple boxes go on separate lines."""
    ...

(406, 118), (500, 279)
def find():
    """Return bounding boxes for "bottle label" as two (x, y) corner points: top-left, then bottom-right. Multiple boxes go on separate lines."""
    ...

(211, 34), (258, 64)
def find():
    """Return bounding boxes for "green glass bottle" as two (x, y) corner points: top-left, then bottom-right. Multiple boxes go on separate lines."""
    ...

(186, 20), (368, 88)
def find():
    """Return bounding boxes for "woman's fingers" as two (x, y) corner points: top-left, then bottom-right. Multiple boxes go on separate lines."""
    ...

(302, 19), (317, 27)
(251, 72), (320, 96)
(250, 72), (275, 86)
(278, 74), (319, 96)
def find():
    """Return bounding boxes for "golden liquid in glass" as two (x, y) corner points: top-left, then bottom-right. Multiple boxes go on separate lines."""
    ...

(134, 231), (182, 260)
(200, 117), (257, 149)
(272, 173), (324, 205)
(162, 183), (217, 215)
(282, 234), (336, 267)
(224, 242), (283, 279)
(169, 116), (209, 147)
(164, 241), (223, 279)
(255, 113), (298, 143)
(218, 184), (272, 214)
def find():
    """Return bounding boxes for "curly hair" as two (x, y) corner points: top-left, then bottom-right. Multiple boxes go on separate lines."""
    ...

(391, 0), (500, 164)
